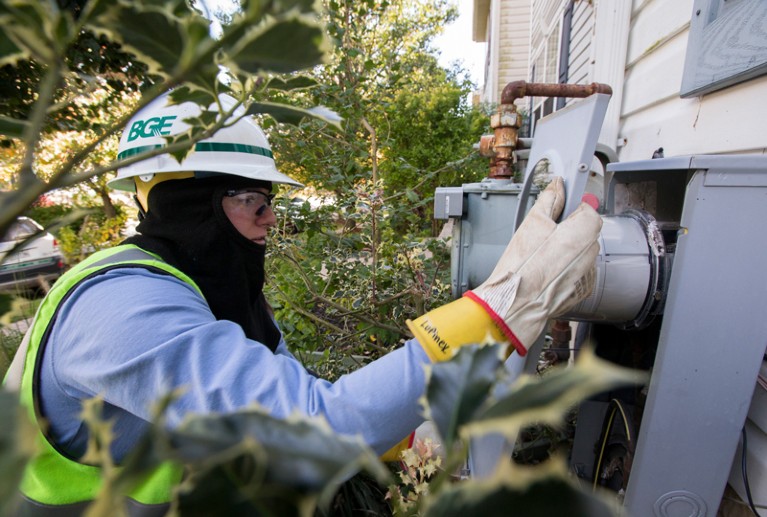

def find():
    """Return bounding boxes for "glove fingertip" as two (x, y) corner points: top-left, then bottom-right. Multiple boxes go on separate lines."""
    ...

(581, 193), (599, 210)
(567, 201), (602, 228)
(547, 177), (565, 219)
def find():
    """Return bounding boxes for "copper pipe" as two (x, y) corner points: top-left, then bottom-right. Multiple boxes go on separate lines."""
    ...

(549, 319), (573, 363)
(487, 103), (522, 179)
(478, 134), (496, 157)
(501, 81), (613, 105)
(482, 81), (612, 179)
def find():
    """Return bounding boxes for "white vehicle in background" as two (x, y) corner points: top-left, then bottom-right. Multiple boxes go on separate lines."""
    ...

(0, 217), (65, 293)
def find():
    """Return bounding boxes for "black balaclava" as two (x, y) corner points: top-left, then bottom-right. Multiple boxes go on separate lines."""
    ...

(123, 175), (281, 351)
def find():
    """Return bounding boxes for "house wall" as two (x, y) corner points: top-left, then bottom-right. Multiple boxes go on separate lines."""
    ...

(478, 0), (767, 157)
(497, 0), (531, 101)
(476, 0), (531, 105)
(619, 0), (767, 161)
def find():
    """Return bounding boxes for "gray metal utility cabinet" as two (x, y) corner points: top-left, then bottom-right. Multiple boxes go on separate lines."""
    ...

(611, 155), (767, 517)
(436, 78), (767, 514)
(437, 154), (767, 516)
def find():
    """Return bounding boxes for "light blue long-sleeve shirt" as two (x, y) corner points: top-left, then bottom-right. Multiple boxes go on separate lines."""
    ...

(39, 267), (429, 461)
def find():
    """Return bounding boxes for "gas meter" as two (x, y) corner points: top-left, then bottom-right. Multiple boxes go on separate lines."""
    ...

(435, 81), (767, 516)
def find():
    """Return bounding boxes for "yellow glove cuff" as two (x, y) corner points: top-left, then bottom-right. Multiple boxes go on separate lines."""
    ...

(380, 432), (415, 462)
(406, 297), (507, 362)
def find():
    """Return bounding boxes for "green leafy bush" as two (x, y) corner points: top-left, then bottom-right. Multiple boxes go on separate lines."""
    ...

(23, 203), (75, 230)
(267, 186), (453, 363)
(56, 212), (129, 264)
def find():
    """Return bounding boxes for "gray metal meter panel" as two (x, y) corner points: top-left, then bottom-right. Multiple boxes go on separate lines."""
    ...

(616, 155), (767, 517)
(451, 179), (538, 299)
(434, 187), (464, 219)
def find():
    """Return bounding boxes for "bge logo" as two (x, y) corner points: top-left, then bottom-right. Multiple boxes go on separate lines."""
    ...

(127, 116), (177, 142)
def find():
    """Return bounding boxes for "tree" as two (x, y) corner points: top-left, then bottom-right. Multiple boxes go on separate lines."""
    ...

(271, 0), (488, 193)
(373, 62), (489, 233)
(262, 0), (490, 362)
(0, 0), (339, 238)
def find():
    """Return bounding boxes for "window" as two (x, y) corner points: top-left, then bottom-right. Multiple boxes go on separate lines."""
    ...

(2, 219), (40, 242)
(529, 1), (574, 132)
(681, 0), (767, 97)
(529, 21), (560, 129)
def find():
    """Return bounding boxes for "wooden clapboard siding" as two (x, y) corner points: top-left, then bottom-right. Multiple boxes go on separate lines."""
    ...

(620, 71), (767, 158)
(477, 0), (767, 157)
(618, 0), (767, 160)
(626, 0), (690, 67)
(495, 0), (531, 101)
(476, 0), (531, 104)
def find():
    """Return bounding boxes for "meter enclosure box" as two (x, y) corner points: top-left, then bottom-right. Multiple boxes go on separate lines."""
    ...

(435, 179), (538, 300)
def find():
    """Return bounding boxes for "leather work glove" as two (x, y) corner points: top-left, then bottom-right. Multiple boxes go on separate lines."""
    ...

(407, 177), (602, 361)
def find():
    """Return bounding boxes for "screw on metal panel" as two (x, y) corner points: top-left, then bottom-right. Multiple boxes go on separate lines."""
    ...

(578, 163), (588, 172)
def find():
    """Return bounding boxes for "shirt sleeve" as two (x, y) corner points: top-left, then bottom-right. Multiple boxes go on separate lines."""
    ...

(45, 267), (429, 456)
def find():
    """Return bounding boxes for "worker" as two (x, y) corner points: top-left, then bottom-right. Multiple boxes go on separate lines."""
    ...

(5, 92), (602, 513)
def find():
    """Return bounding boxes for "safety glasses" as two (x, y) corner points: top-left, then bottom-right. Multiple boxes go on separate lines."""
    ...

(223, 189), (275, 217)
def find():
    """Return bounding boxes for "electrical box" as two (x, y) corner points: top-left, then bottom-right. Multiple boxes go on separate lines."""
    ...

(437, 154), (767, 515)
(607, 155), (767, 517)
(437, 81), (767, 514)
(436, 180), (537, 299)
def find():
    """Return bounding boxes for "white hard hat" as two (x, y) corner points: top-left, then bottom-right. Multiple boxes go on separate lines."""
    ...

(109, 92), (303, 192)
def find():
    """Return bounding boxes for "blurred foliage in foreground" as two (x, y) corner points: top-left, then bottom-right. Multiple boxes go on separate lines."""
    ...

(2, 344), (644, 515)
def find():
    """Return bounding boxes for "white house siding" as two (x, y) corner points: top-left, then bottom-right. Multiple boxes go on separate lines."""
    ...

(495, 1), (531, 102)
(476, 0), (531, 104)
(495, 1), (530, 101)
(619, 39), (767, 158)
(618, 0), (767, 160)
(479, 0), (500, 104)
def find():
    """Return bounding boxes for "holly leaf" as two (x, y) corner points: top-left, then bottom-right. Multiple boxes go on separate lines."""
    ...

(423, 458), (619, 517)
(109, 405), (391, 514)
(465, 348), (647, 441)
(0, 20), (24, 66)
(0, 0), (69, 64)
(227, 14), (329, 75)
(248, 102), (343, 129)
(421, 344), (505, 452)
(87, 0), (217, 88)
(267, 76), (319, 91)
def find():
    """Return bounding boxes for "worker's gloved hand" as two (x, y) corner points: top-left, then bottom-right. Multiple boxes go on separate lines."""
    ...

(407, 177), (602, 361)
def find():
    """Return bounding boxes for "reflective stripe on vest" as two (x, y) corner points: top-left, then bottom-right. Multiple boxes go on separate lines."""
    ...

(13, 245), (203, 515)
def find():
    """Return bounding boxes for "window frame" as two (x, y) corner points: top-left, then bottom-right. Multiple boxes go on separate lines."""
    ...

(529, 19), (561, 121)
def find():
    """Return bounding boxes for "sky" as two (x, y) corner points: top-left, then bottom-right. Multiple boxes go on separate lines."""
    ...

(199, 0), (487, 87)
(432, 0), (487, 87)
